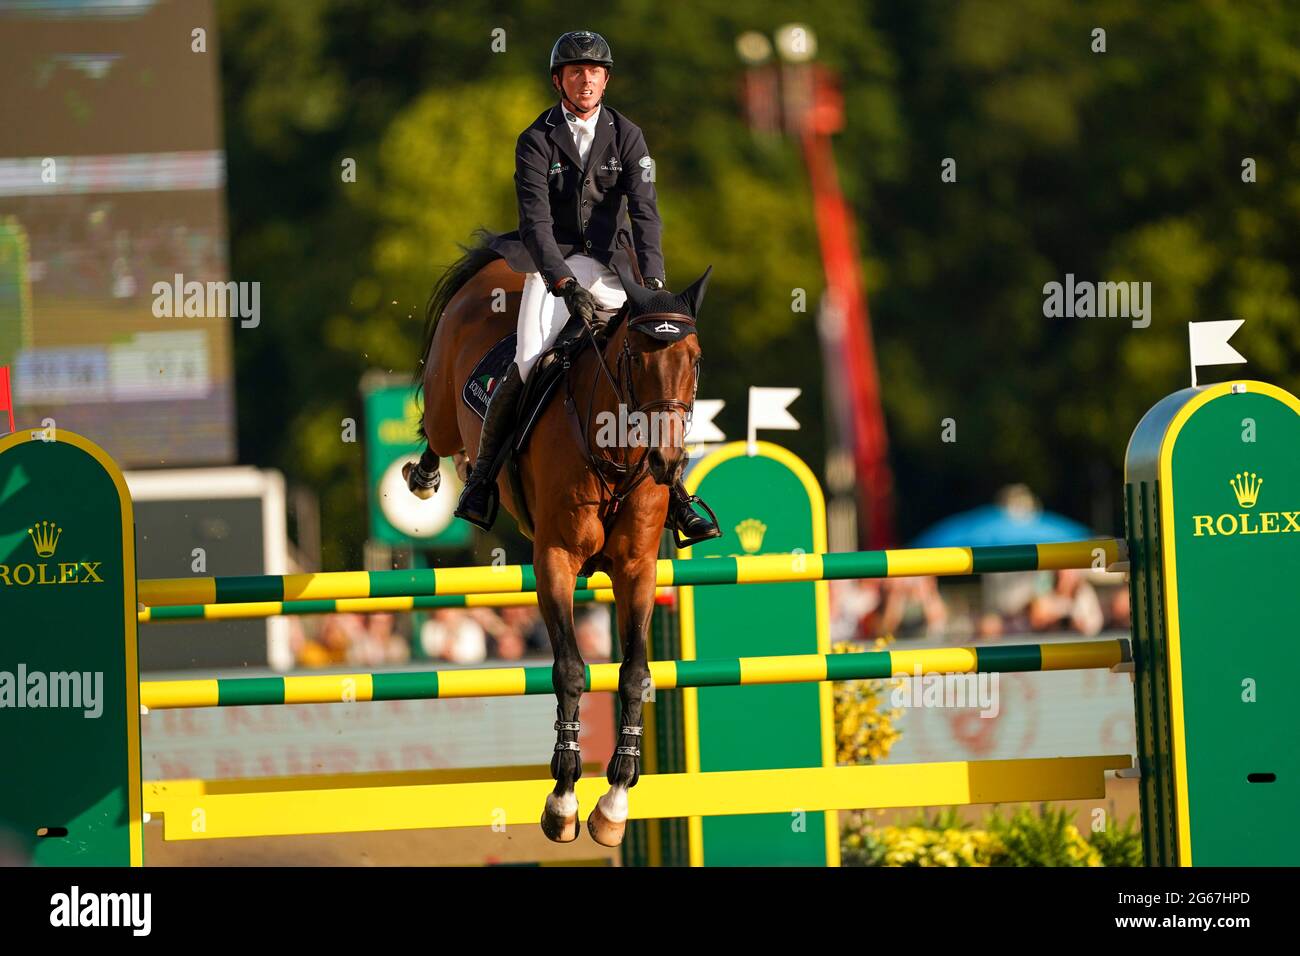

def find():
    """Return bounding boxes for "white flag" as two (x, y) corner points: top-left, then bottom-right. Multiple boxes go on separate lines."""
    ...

(684, 399), (725, 444)
(747, 386), (800, 455)
(1189, 320), (1246, 387)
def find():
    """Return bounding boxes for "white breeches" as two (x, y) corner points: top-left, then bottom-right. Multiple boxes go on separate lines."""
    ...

(515, 254), (627, 380)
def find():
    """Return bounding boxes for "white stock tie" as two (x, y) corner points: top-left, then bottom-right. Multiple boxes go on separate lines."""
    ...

(567, 110), (598, 165)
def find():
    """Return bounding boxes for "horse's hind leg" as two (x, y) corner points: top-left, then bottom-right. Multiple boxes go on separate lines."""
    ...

(535, 547), (587, 842)
(403, 449), (441, 499)
(588, 558), (656, 848)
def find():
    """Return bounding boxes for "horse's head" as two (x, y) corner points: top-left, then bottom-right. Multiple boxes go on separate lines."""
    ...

(616, 267), (711, 485)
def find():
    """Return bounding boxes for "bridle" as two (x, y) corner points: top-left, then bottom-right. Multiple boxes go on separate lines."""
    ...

(617, 313), (698, 431)
(562, 310), (699, 528)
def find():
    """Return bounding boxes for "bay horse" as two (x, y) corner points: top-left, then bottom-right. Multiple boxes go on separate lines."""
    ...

(406, 232), (710, 845)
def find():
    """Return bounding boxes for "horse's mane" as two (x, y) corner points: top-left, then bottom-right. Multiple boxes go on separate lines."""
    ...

(415, 228), (503, 387)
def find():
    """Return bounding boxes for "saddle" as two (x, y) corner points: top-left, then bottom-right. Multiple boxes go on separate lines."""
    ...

(461, 303), (628, 443)
(461, 302), (630, 539)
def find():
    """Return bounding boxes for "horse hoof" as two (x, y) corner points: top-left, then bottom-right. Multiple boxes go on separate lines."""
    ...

(541, 793), (580, 843)
(402, 461), (437, 500)
(541, 808), (580, 843)
(586, 802), (626, 848)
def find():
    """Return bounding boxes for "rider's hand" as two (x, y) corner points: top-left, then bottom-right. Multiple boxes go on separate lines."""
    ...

(560, 281), (599, 326)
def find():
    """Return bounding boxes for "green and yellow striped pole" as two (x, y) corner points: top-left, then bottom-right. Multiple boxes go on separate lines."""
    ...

(138, 588), (630, 623)
(138, 538), (1124, 608)
(138, 638), (1129, 710)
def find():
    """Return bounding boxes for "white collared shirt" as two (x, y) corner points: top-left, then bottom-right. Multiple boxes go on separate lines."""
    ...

(564, 104), (602, 165)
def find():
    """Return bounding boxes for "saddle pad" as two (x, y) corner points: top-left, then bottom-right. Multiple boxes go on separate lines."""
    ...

(461, 332), (566, 456)
(462, 332), (517, 420)
(462, 325), (595, 452)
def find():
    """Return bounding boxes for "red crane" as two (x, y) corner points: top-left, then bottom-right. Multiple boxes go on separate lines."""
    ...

(742, 49), (896, 549)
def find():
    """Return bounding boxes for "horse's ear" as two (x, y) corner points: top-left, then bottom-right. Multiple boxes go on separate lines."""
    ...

(679, 266), (712, 317)
(621, 277), (655, 310)
(615, 261), (657, 311)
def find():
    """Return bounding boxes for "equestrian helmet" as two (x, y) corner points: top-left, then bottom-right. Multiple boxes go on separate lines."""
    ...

(550, 31), (613, 73)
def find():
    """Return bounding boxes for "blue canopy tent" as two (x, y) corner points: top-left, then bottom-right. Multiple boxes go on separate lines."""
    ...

(909, 504), (1094, 549)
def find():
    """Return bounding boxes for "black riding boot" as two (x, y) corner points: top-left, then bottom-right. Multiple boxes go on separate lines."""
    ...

(666, 480), (721, 548)
(454, 363), (525, 530)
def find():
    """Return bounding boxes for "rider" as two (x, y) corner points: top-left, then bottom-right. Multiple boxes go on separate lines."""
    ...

(455, 29), (721, 546)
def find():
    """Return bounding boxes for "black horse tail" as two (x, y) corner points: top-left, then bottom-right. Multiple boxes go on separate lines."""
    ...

(413, 229), (503, 434)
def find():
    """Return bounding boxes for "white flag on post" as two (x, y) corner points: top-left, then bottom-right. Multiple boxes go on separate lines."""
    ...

(747, 386), (800, 455)
(1189, 320), (1247, 387)
(684, 399), (725, 444)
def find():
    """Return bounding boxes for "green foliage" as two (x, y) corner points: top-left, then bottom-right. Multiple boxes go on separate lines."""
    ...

(218, 1), (1300, 565)
(841, 803), (1143, 866)
(832, 638), (903, 764)
(1088, 811), (1146, 868)
(986, 804), (1101, 867)
(843, 819), (998, 867)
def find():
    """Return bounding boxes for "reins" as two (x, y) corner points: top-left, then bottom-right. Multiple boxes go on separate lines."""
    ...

(561, 310), (698, 529)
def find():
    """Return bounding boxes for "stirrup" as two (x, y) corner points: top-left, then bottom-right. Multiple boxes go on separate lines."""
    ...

(454, 476), (500, 530)
(672, 494), (721, 550)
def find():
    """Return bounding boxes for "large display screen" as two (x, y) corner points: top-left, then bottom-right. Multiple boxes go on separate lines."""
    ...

(0, 0), (235, 465)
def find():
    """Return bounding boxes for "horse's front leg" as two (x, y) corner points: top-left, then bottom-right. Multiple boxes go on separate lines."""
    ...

(587, 551), (657, 847)
(535, 546), (586, 843)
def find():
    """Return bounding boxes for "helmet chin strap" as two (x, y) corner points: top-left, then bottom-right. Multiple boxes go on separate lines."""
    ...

(553, 73), (608, 118)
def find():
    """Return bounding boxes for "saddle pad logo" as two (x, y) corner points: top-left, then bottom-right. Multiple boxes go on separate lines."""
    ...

(463, 332), (517, 420)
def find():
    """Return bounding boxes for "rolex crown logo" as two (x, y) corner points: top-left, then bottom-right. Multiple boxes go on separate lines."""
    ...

(28, 520), (62, 557)
(735, 518), (767, 554)
(1229, 471), (1262, 509)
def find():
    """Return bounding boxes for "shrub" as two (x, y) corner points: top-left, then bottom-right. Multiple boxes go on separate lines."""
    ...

(831, 637), (903, 766)
(840, 805), (1143, 867)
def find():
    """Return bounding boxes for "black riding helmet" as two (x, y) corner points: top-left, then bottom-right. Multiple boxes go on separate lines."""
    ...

(549, 30), (613, 74)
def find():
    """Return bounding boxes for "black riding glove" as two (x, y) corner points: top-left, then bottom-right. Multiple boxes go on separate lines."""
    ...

(560, 281), (603, 332)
